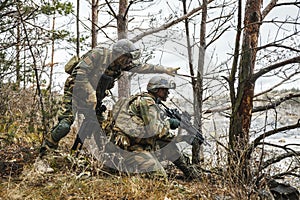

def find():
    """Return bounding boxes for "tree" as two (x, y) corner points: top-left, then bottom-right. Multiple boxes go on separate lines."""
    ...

(117, 0), (130, 97)
(91, 0), (99, 48)
(227, 0), (300, 185)
(0, 0), (74, 135)
(103, 0), (214, 98)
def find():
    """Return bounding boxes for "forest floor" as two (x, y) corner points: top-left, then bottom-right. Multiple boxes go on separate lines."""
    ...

(0, 131), (261, 200)
(0, 89), (299, 199)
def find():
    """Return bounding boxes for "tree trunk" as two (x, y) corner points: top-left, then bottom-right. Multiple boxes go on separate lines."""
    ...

(192, 0), (207, 165)
(228, 0), (262, 182)
(16, 22), (21, 88)
(76, 0), (80, 57)
(91, 0), (99, 48)
(117, 0), (130, 98)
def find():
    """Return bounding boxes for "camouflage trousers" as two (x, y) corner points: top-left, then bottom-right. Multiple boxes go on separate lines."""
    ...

(155, 139), (181, 162)
(51, 92), (98, 144)
(103, 142), (167, 178)
(122, 151), (167, 178)
(50, 108), (74, 143)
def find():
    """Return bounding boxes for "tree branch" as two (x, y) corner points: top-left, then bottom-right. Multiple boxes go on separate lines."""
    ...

(204, 92), (300, 114)
(262, 0), (278, 20)
(228, 0), (242, 107)
(254, 71), (300, 97)
(257, 44), (300, 52)
(260, 151), (300, 170)
(131, 0), (214, 43)
(123, 0), (135, 20)
(253, 93), (300, 112)
(206, 26), (230, 48)
(252, 56), (300, 81)
(252, 120), (300, 149)
(105, 0), (117, 19)
(272, 169), (300, 179)
(275, 2), (300, 7)
(262, 1), (300, 19)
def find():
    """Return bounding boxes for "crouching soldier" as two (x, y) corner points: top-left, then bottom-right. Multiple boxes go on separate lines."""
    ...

(39, 39), (180, 157)
(103, 76), (200, 179)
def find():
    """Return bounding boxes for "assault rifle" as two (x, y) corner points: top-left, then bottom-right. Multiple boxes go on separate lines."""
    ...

(157, 98), (210, 146)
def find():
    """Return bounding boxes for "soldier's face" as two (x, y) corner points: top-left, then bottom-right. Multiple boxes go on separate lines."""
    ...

(156, 88), (169, 101)
(116, 54), (133, 70)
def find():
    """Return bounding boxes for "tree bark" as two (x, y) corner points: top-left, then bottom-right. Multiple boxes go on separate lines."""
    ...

(117, 0), (130, 98)
(228, 0), (262, 182)
(91, 0), (99, 48)
(16, 22), (21, 88)
(76, 0), (80, 57)
(192, 0), (207, 165)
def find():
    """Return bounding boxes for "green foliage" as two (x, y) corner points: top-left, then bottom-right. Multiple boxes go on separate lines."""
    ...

(48, 30), (71, 40)
(22, 5), (36, 15)
(67, 35), (89, 44)
(40, 1), (74, 16)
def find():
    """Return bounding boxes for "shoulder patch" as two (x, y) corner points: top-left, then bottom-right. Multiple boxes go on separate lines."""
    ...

(83, 57), (92, 65)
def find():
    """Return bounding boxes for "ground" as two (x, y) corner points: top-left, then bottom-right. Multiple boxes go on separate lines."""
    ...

(0, 132), (258, 200)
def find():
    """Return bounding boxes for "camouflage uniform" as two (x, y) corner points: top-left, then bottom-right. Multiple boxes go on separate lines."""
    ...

(107, 92), (173, 177)
(42, 57), (77, 149)
(106, 76), (200, 179)
(41, 39), (179, 153)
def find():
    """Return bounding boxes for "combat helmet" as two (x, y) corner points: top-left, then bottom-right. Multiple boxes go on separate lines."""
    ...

(112, 39), (141, 60)
(147, 76), (176, 92)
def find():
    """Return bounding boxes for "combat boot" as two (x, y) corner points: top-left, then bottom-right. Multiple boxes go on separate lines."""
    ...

(36, 133), (59, 173)
(173, 155), (201, 180)
(39, 133), (59, 158)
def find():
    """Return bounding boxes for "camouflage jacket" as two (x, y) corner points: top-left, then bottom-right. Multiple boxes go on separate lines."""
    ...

(71, 46), (171, 104)
(110, 92), (172, 151)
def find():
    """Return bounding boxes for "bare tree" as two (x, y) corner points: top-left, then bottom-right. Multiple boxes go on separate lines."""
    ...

(91, 0), (99, 48)
(104, 0), (130, 97)
(227, 0), (300, 185)
(117, 0), (130, 97)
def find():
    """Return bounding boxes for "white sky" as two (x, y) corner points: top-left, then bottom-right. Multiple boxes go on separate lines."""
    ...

(51, 0), (300, 95)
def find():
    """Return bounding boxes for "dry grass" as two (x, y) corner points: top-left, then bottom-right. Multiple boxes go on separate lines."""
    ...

(0, 131), (258, 200)
(0, 85), (269, 200)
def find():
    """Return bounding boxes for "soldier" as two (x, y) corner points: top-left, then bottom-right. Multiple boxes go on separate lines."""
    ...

(105, 76), (200, 179)
(39, 39), (179, 156)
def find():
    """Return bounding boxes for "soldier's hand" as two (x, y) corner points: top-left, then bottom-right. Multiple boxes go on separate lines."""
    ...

(169, 118), (180, 129)
(166, 67), (180, 76)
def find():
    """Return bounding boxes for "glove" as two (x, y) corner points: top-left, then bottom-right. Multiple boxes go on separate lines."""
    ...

(169, 118), (180, 130)
(166, 67), (180, 76)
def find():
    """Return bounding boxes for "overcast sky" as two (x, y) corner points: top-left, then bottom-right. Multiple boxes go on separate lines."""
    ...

(51, 0), (300, 95)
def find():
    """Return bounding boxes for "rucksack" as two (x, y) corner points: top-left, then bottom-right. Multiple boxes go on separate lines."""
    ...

(64, 55), (79, 74)
(102, 93), (152, 138)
